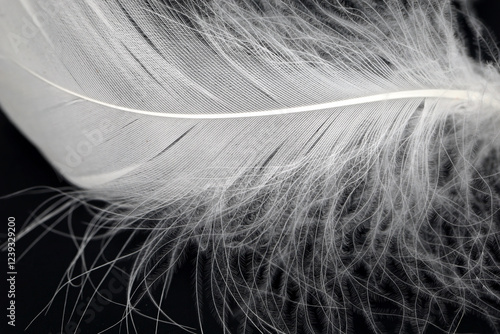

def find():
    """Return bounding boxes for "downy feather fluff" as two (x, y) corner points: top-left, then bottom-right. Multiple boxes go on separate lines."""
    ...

(1, 0), (500, 333)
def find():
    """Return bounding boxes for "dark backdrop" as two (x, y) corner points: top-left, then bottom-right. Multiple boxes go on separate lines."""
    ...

(1, 1), (500, 333)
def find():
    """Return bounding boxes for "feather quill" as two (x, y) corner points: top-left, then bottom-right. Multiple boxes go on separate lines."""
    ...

(1, 0), (500, 333)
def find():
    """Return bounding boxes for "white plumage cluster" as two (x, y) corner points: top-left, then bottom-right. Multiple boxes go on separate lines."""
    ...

(1, 0), (500, 333)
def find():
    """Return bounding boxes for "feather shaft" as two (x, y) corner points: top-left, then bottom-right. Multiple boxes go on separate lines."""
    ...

(11, 60), (500, 119)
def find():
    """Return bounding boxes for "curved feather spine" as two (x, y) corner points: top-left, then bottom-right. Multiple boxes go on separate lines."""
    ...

(8, 60), (500, 118)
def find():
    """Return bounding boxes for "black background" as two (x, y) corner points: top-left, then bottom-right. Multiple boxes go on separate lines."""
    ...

(1, 1), (500, 333)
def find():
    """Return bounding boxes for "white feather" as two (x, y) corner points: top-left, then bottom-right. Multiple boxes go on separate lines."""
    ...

(1, 0), (500, 333)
